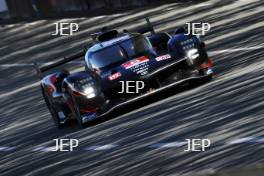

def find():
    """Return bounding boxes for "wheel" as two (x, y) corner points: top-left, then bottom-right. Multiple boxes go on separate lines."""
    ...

(190, 69), (213, 86)
(72, 100), (86, 129)
(66, 89), (86, 129)
(41, 87), (63, 128)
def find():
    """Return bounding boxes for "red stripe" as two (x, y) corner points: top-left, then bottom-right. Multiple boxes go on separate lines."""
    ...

(80, 108), (97, 113)
(201, 58), (213, 69)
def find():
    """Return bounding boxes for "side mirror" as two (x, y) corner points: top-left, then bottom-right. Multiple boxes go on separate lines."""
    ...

(174, 27), (185, 34)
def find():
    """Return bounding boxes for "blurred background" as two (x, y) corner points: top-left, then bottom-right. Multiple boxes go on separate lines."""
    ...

(0, 0), (263, 175)
(0, 0), (181, 21)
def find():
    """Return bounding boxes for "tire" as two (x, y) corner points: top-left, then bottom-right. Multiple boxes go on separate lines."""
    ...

(73, 100), (86, 129)
(67, 89), (86, 129)
(190, 69), (213, 86)
(41, 87), (63, 128)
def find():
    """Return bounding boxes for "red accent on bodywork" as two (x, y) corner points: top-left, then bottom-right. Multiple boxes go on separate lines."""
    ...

(73, 90), (82, 96)
(108, 72), (122, 81)
(201, 58), (213, 69)
(80, 108), (97, 113)
(122, 56), (149, 69)
(47, 87), (54, 94)
(137, 56), (149, 62)
(50, 75), (57, 84)
(48, 75), (56, 93)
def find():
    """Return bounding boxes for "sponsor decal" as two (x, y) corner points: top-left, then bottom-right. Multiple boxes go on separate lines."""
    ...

(155, 54), (172, 61)
(108, 72), (122, 81)
(180, 39), (193, 45)
(132, 62), (149, 75)
(122, 56), (149, 69)
(180, 39), (195, 51)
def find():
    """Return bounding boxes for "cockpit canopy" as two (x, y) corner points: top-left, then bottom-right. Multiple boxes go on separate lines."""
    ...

(85, 34), (156, 69)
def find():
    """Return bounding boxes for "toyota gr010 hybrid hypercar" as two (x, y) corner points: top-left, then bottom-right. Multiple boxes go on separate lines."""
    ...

(34, 18), (214, 128)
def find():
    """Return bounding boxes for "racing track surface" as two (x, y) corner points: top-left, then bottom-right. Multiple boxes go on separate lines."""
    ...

(0, 0), (264, 175)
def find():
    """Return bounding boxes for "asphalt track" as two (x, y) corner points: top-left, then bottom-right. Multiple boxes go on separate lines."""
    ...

(0, 0), (264, 175)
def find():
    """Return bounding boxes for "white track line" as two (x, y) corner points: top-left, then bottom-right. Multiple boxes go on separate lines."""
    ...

(0, 63), (34, 67)
(32, 146), (57, 152)
(151, 141), (187, 148)
(194, 2), (214, 7)
(227, 137), (254, 144)
(208, 45), (264, 55)
(0, 146), (16, 152)
(0, 82), (39, 99)
(227, 137), (264, 145)
(0, 138), (263, 152)
(85, 144), (118, 151)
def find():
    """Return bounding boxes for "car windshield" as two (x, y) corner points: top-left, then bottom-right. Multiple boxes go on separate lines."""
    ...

(89, 35), (155, 69)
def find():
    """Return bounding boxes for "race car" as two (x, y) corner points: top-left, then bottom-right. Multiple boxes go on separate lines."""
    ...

(34, 18), (214, 128)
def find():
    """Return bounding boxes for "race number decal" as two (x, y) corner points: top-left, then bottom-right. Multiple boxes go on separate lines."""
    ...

(122, 56), (149, 69)
(155, 54), (171, 61)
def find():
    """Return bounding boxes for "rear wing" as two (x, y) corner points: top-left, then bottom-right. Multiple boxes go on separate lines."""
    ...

(34, 49), (86, 79)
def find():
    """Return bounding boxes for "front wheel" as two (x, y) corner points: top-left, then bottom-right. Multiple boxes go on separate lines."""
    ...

(73, 101), (86, 129)
(67, 90), (86, 129)
(41, 87), (63, 128)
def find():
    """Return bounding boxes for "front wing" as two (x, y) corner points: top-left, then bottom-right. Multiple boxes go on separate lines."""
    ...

(81, 73), (212, 123)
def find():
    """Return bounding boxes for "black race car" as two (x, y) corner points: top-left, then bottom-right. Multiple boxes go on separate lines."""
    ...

(34, 18), (214, 128)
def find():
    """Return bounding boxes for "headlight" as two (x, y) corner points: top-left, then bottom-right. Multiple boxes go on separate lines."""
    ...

(186, 48), (199, 65)
(83, 86), (96, 98)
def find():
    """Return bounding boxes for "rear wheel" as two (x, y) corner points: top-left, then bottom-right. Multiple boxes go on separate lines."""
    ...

(41, 87), (63, 128)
